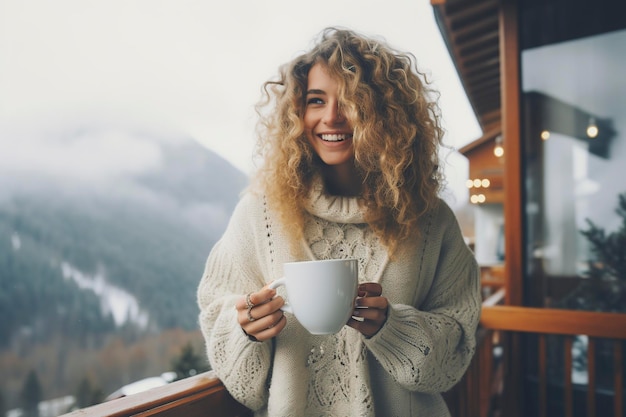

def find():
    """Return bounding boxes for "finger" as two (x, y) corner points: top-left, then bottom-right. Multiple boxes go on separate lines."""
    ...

(243, 296), (284, 322)
(347, 317), (382, 338)
(351, 306), (387, 322)
(355, 296), (388, 309)
(358, 282), (382, 297)
(236, 287), (277, 310)
(250, 315), (287, 342)
(237, 296), (285, 327)
(242, 310), (284, 335)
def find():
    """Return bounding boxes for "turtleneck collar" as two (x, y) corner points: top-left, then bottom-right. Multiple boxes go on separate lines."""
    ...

(304, 176), (366, 224)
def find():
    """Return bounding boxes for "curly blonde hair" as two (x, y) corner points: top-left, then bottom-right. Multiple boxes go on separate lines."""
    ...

(253, 27), (445, 256)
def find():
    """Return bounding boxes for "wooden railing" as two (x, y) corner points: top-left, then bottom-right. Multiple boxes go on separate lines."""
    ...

(61, 286), (626, 417)
(481, 305), (626, 417)
(451, 287), (626, 417)
(60, 371), (251, 417)
(443, 288), (506, 417)
(61, 288), (507, 417)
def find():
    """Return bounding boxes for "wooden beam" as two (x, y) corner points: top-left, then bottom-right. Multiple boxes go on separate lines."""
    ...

(453, 14), (499, 43)
(499, 3), (522, 415)
(457, 30), (500, 58)
(481, 306), (626, 339)
(446, 0), (499, 27)
(500, 0), (522, 306)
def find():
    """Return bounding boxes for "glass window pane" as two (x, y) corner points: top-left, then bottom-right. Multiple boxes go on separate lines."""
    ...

(521, 5), (626, 312)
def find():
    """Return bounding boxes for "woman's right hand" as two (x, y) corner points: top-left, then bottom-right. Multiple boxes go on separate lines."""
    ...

(236, 286), (286, 342)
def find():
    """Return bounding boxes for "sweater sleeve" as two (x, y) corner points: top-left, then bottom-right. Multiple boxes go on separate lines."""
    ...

(197, 194), (272, 411)
(363, 205), (481, 393)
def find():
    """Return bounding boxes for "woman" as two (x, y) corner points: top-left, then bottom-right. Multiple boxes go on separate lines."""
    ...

(197, 27), (481, 417)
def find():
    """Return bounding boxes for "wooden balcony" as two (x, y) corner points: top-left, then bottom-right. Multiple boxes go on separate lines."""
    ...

(61, 288), (626, 417)
(447, 288), (626, 417)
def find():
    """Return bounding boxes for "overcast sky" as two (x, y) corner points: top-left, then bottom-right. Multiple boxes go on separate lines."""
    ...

(0, 0), (480, 203)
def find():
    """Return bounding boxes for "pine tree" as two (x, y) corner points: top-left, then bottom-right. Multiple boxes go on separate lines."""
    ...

(561, 192), (626, 312)
(75, 376), (104, 409)
(171, 342), (210, 381)
(20, 370), (42, 417)
(581, 192), (626, 282)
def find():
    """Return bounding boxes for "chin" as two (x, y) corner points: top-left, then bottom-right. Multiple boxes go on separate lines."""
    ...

(315, 152), (352, 165)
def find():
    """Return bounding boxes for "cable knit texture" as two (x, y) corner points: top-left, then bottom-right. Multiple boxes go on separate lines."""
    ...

(197, 183), (481, 417)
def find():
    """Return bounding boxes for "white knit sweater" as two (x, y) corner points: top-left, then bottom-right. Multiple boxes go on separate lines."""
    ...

(197, 184), (481, 417)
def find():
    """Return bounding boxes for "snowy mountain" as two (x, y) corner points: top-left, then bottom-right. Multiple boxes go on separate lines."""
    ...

(0, 127), (248, 346)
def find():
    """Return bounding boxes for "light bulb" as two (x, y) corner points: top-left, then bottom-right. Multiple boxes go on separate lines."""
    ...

(493, 135), (504, 157)
(586, 118), (598, 138)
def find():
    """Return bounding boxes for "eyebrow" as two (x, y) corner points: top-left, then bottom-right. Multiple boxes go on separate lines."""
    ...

(306, 89), (326, 95)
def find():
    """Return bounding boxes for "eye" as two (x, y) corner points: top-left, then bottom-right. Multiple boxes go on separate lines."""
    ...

(306, 97), (325, 106)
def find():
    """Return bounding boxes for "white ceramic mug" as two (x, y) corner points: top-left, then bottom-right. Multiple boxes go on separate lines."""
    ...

(269, 258), (358, 335)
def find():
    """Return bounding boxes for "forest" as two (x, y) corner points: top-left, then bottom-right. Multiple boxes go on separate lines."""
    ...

(0, 136), (247, 415)
(0, 328), (209, 415)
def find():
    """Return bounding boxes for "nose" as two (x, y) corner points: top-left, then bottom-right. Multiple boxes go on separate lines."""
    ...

(322, 102), (345, 125)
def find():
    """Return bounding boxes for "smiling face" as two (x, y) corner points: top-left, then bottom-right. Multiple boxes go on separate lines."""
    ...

(303, 63), (355, 169)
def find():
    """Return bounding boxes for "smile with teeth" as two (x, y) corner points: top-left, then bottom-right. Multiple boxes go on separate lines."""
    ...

(320, 133), (351, 142)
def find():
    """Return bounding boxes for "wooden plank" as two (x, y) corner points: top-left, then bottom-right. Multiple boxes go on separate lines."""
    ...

(587, 338), (596, 417)
(564, 336), (573, 417)
(482, 287), (506, 307)
(466, 357), (479, 417)
(500, 0), (523, 306)
(59, 372), (251, 417)
(465, 64), (499, 83)
(458, 30), (500, 58)
(135, 387), (251, 417)
(479, 329), (495, 417)
(538, 335), (547, 417)
(481, 306), (626, 339)
(432, 0), (502, 134)
(498, 2), (525, 411)
(453, 14), (499, 43)
(615, 341), (623, 417)
(446, 0), (499, 26)
(504, 332), (523, 417)
(470, 78), (502, 99)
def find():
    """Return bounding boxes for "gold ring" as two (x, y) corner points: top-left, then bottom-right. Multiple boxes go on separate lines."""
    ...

(245, 293), (255, 309)
(247, 307), (256, 322)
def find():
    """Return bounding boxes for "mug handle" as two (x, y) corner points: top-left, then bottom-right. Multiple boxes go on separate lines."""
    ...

(268, 278), (294, 314)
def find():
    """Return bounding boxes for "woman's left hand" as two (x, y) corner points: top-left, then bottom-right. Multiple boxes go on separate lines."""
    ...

(347, 282), (388, 338)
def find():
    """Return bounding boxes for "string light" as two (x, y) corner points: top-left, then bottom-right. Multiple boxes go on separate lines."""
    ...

(470, 194), (486, 204)
(493, 135), (504, 158)
(466, 178), (491, 189)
